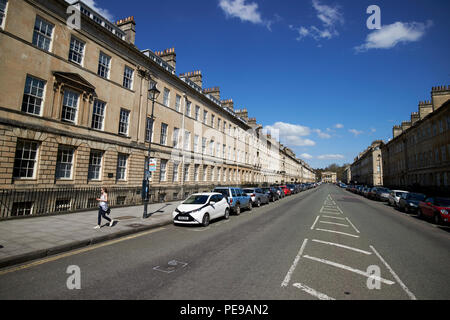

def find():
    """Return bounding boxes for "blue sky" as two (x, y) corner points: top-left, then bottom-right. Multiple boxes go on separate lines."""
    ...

(79, 0), (450, 169)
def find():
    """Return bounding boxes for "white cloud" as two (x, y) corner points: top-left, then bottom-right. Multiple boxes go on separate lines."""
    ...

(67, 0), (114, 21)
(355, 20), (433, 52)
(314, 129), (332, 139)
(219, 0), (273, 29)
(334, 123), (344, 129)
(300, 153), (314, 160)
(291, 0), (344, 42)
(264, 122), (316, 147)
(317, 154), (345, 160)
(349, 129), (363, 136)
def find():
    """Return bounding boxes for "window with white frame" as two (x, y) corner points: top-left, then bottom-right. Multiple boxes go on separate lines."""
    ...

(98, 52), (111, 79)
(119, 109), (130, 135)
(173, 128), (180, 148)
(160, 160), (167, 182)
(61, 90), (79, 123)
(195, 106), (200, 121)
(32, 16), (53, 51)
(218, 118), (221, 131)
(209, 140), (214, 156)
(175, 95), (181, 112)
(160, 123), (168, 145)
(211, 166), (215, 182)
(123, 66), (134, 89)
(194, 135), (199, 153)
(183, 164), (189, 182)
(186, 101), (191, 117)
(203, 110), (208, 124)
(56, 146), (74, 179)
(22, 75), (45, 116)
(116, 154), (128, 181)
(217, 143), (220, 157)
(184, 131), (191, 150)
(203, 165), (208, 182)
(211, 115), (215, 128)
(223, 144), (226, 159)
(91, 100), (106, 130)
(173, 162), (179, 182)
(145, 117), (154, 142)
(194, 164), (199, 182)
(13, 140), (39, 179)
(88, 150), (103, 180)
(163, 88), (170, 107)
(0, 0), (7, 27)
(202, 138), (207, 154)
(68, 37), (85, 65)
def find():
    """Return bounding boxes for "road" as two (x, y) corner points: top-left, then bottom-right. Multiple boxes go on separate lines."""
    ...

(0, 184), (449, 300)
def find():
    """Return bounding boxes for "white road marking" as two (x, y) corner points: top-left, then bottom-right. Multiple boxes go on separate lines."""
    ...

(370, 246), (417, 300)
(311, 239), (372, 255)
(315, 228), (360, 238)
(303, 255), (395, 285)
(322, 215), (347, 220)
(293, 283), (336, 300)
(319, 221), (349, 227)
(281, 239), (308, 287)
(320, 207), (341, 214)
(345, 217), (361, 234)
(311, 216), (320, 230)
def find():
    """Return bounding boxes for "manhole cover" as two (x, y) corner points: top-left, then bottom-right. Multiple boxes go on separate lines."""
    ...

(126, 223), (147, 228)
(153, 260), (188, 274)
(115, 216), (137, 221)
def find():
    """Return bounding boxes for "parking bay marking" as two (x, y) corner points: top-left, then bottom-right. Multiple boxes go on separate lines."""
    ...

(292, 282), (336, 300)
(315, 228), (360, 238)
(319, 221), (349, 228)
(281, 239), (308, 287)
(302, 255), (395, 285)
(311, 239), (372, 255)
(322, 215), (346, 221)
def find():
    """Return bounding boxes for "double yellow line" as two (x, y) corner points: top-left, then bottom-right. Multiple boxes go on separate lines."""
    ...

(0, 227), (165, 276)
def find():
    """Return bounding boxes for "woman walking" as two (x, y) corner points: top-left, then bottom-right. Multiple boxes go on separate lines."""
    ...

(95, 187), (116, 229)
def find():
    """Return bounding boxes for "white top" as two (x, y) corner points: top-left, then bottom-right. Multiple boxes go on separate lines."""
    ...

(99, 194), (108, 211)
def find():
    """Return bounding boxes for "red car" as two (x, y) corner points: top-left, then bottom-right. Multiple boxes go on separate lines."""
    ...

(418, 197), (450, 225)
(280, 185), (291, 196)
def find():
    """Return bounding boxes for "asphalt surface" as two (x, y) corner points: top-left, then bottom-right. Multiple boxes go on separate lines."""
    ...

(0, 184), (449, 300)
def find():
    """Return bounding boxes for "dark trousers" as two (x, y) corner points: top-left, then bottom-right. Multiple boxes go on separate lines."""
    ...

(98, 207), (112, 226)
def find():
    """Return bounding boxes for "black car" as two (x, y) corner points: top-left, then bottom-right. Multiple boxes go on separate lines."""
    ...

(262, 187), (280, 202)
(398, 192), (427, 213)
(286, 184), (298, 194)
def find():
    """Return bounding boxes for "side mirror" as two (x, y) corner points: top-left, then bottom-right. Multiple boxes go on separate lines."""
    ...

(210, 201), (216, 205)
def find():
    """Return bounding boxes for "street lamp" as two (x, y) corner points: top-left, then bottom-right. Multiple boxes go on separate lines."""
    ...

(142, 83), (160, 219)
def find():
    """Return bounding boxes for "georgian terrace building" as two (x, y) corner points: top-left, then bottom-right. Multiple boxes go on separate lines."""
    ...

(0, 0), (314, 217)
(381, 86), (450, 195)
(350, 140), (384, 187)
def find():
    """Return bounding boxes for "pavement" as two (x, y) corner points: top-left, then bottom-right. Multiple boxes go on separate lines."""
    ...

(0, 201), (181, 269)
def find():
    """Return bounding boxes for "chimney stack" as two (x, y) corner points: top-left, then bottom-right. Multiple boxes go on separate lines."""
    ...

(410, 112), (420, 125)
(418, 100), (433, 119)
(431, 85), (450, 110)
(116, 16), (136, 45)
(393, 125), (403, 139)
(179, 71), (202, 88)
(155, 48), (176, 71)
(401, 121), (412, 132)
(235, 109), (248, 121)
(203, 87), (220, 100)
(221, 99), (234, 111)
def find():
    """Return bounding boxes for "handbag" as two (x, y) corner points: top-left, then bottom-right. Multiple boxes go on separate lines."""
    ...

(106, 208), (111, 215)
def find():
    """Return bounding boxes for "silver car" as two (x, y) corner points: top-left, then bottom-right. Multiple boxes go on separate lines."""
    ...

(243, 188), (270, 207)
(388, 190), (409, 207)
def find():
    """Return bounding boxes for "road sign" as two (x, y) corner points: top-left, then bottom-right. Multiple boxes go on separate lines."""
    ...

(149, 158), (157, 172)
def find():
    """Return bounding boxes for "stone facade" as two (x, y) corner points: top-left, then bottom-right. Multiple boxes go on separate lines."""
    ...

(350, 141), (384, 186)
(0, 0), (315, 216)
(381, 86), (450, 194)
(322, 172), (337, 183)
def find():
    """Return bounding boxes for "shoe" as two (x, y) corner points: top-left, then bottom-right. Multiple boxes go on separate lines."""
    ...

(109, 220), (115, 227)
(94, 225), (100, 229)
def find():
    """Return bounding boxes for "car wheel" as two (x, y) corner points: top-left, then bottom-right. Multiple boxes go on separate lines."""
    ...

(202, 213), (210, 227)
(257, 199), (261, 207)
(235, 205), (241, 216)
(434, 213), (442, 226)
(248, 202), (252, 211)
(224, 208), (230, 220)
(417, 209), (423, 219)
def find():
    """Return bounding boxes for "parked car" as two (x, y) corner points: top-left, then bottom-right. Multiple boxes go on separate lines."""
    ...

(362, 187), (371, 198)
(374, 187), (391, 202)
(418, 197), (450, 225)
(286, 184), (298, 194)
(398, 193), (427, 214)
(388, 190), (409, 207)
(243, 188), (270, 207)
(280, 185), (292, 196)
(173, 193), (230, 227)
(262, 187), (280, 202)
(273, 186), (285, 198)
(367, 187), (378, 200)
(213, 187), (252, 215)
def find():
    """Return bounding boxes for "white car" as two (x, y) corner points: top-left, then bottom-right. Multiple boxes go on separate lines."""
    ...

(173, 193), (230, 227)
(388, 190), (409, 207)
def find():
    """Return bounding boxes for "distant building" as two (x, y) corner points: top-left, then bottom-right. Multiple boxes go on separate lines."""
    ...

(350, 141), (384, 186)
(322, 172), (337, 183)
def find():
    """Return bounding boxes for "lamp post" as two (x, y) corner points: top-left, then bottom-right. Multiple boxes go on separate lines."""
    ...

(143, 83), (160, 219)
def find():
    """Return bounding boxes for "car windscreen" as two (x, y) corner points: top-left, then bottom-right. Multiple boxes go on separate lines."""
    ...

(409, 194), (426, 201)
(183, 195), (209, 205)
(435, 198), (450, 207)
(395, 192), (407, 197)
(243, 189), (254, 194)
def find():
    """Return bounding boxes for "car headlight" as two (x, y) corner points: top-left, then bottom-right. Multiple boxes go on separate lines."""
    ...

(409, 203), (418, 207)
(441, 210), (449, 215)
